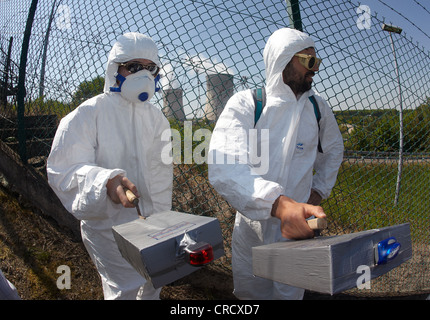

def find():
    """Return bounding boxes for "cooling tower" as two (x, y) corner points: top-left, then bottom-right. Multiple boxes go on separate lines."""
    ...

(163, 88), (185, 121)
(203, 73), (234, 121)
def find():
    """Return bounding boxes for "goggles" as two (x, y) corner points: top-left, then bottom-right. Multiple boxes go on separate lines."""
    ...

(119, 61), (160, 75)
(294, 54), (322, 71)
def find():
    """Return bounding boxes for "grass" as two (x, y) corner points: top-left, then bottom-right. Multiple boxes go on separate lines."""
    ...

(0, 185), (104, 300)
(1, 160), (428, 299)
(324, 161), (430, 241)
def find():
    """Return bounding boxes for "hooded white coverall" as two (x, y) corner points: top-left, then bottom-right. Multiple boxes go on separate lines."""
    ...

(208, 28), (344, 299)
(47, 33), (172, 300)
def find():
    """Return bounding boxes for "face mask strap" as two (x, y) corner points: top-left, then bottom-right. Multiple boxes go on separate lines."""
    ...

(110, 72), (160, 99)
(110, 73), (127, 92)
(154, 74), (161, 93)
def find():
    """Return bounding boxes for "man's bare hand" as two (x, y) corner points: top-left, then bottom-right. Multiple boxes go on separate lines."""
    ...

(106, 175), (139, 208)
(271, 195), (326, 240)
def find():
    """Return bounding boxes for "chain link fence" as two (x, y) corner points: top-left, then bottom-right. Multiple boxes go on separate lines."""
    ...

(1, 0), (429, 296)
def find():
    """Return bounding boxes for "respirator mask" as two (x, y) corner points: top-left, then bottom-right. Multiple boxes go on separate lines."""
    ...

(110, 69), (160, 104)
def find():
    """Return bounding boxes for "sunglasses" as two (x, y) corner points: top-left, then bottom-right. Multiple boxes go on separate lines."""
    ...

(294, 54), (322, 71)
(119, 61), (160, 75)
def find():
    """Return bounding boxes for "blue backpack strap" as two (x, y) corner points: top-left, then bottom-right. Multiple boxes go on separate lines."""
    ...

(309, 95), (323, 153)
(253, 87), (266, 126)
(252, 91), (323, 153)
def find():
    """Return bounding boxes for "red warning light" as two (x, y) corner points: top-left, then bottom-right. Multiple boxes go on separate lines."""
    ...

(185, 242), (214, 266)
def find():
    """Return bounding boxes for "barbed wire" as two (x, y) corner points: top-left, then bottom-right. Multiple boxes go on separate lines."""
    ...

(0, 0), (429, 295)
(376, 0), (430, 42)
(413, 0), (430, 17)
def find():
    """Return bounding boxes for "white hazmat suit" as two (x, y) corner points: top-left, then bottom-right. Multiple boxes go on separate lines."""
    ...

(47, 33), (172, 300)
(208, 28), (344, 299)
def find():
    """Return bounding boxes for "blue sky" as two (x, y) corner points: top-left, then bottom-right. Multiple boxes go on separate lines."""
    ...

(1, 0), (429, 115)
(299, 0), (430, 111)
(361, 0), (430, 52)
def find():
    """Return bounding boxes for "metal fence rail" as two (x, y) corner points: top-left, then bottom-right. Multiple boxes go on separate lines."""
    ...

(1, 0), (429, 296)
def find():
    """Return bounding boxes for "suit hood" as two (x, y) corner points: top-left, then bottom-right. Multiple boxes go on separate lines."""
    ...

(263, 28), (315, 96)
(103, 32), (160, 93)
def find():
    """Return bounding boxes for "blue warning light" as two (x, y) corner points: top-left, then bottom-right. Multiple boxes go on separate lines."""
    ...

(375, 237), (401, 265)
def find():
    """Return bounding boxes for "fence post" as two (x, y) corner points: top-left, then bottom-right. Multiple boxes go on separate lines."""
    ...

(17, 0), (39, 164)
(1, 37), (13, 109)
(382, 24), (403, 206)
(286, 0), (303, 31)
(40, 0), (59, 99)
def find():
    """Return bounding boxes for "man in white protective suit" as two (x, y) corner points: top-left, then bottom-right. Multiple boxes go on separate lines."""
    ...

(208, 28), (344, 299)
(47, 32), (172, 300)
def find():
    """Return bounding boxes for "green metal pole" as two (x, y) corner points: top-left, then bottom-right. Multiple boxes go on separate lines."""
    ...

(39, 0), (59, 99)
(286, 0), (303, 31)
(17, 0), (39, 163)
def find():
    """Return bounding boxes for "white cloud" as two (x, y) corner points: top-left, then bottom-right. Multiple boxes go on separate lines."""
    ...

(183, 53), (234, 75)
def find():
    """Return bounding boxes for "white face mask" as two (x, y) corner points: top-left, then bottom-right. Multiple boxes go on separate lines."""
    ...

(110, 69), (160, 103)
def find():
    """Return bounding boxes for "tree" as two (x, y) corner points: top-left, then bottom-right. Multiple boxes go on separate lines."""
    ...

(71, 75), (104, 107)
(344, 98), (430, 153)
